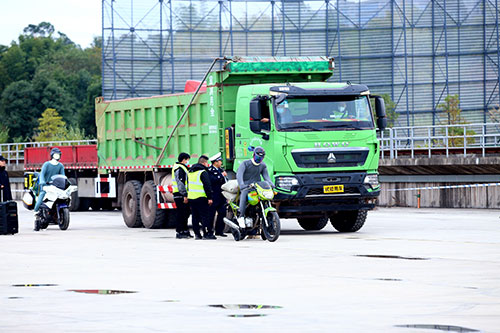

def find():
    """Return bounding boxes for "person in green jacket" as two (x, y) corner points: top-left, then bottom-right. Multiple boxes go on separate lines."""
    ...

(34, 147), (65, 214)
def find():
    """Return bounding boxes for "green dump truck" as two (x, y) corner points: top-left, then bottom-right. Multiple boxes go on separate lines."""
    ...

(95, 57), (386, 231)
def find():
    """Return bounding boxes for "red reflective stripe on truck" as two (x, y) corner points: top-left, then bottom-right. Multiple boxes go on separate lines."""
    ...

(157, 203), (176, 209)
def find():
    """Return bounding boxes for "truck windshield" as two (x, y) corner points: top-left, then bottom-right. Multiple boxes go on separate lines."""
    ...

(273, 95), (374, 131)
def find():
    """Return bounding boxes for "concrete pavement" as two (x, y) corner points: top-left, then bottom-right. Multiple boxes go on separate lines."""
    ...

(1, 206), (499, 332)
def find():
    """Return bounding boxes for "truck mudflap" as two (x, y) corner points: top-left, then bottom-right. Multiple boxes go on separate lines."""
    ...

(273, 172), (379, 218)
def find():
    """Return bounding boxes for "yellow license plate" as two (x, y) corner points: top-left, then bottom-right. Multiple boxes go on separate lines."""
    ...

(323, 185), (344, 193)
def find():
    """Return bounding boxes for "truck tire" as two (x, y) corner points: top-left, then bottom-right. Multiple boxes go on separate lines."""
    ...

(297, 216), (329, 231)
(162, 210), (177, 229)
(122, 180), (143, 228)
(69, 178), (80, 211)
(140, 180), (165, 229)
(330, 210), (367, 232)
(79, 198), (90, 211)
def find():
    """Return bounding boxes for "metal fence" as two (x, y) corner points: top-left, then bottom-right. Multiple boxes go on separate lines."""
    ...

(0, 140), (97, 166)
(102, 0), (499, 128)
(379, 122), (500, 158)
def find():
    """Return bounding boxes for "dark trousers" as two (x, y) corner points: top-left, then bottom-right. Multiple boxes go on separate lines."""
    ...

(190, 198), (213, 236)
(174, 197), (190, 233)
(209, 201), (226, 235)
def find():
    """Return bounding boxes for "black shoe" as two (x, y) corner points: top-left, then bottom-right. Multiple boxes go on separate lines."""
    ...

(194, 234), (203, 240)
(203, 234), (217, 240)
(176, 232), (188, 239)
(215, 233), (227, 237)
(183, 231), (194, 238)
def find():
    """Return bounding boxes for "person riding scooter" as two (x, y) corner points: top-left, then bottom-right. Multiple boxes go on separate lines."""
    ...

(34, 148), (65, 219)
(236, 146), (274, 229)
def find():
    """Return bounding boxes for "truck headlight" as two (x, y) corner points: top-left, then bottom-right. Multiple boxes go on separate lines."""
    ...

(364, 174), (379, 188)
(276, 176), (299, 190)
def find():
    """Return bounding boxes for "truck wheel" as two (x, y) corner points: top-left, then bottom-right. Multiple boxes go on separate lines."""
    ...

(330, 210), (367, 232)
(297, 216), (329, 231)
(162, 210), (177, 229)
(69, 178), (80, 211)
(122, 180), (143, 228)
(79, 198), (90, 211)
(140, 180), (165, 229)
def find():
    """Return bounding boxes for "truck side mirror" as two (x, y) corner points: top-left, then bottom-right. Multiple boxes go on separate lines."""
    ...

(250, 98), (263, 121)
(374, 96), (386, 118)
(377, 117), (387, 131)
(373, 96), (387, 131)
(250, 120), (262, 132)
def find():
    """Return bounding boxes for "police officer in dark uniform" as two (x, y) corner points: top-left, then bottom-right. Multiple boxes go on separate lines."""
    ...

(0, 155), (12, 202)
(207, 152), (227, 237)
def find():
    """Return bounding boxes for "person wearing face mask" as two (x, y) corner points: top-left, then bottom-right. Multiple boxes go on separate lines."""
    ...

(235, 146), (274, 229)
(276, 100), (293, 124)
(33, 147), (65, 215)
(326, 101), (348, 120)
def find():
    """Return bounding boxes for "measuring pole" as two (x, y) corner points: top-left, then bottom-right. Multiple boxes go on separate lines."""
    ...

(155, 57), (230, 166)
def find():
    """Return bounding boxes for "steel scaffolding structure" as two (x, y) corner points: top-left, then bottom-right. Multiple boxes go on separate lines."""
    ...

(102, 0), (500, 127)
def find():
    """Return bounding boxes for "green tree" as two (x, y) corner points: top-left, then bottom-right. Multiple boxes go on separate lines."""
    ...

(0, 22), (101, 141)
(438, 95), (475, 147)
(34, 108), (66, 141)
(0, 80), (40, 140)
(0, 125), (9, 143)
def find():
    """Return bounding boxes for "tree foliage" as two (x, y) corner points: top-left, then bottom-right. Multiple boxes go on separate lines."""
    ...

(438, 95), (475, 147)
(0, 22), (101, 142)
(34, 108), (66, 142)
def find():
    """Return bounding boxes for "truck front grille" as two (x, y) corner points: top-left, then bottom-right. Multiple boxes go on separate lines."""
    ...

(291, 149), (369, 168)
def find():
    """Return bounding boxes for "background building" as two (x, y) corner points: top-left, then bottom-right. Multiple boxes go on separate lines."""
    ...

(102, 0), (499, 127)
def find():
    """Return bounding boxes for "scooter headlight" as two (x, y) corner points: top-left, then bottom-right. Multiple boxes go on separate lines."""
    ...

(262, 189), (274, 200)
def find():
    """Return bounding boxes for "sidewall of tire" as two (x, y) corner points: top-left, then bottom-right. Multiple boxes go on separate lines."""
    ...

(140, 180), (165, 229)
(122, 180), (143, 228)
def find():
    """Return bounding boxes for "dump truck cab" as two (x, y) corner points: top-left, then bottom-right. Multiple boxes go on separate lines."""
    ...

(219, 57), (387, 230)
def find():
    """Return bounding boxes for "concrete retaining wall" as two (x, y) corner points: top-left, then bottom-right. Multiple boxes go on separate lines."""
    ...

(379, 182), (500, 208)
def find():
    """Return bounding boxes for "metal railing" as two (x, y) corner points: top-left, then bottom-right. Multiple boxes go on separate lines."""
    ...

(0, 140), (97, 166)
(379, 123), (500, 159)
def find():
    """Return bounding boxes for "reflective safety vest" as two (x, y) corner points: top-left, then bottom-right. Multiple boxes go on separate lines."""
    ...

(172, 163), (189, 194)
(187, 170), (207, 200)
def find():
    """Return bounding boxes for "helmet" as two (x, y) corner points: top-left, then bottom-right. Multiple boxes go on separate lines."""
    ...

(50, 147), (62, 161)
(253, 146), (265, 164)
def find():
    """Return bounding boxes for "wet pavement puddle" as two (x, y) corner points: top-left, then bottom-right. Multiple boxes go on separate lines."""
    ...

(68, 289), (137, 295)
(395, 324), (479, 332)
(8, 297), (23, 299)
(374, 278), (403, 281)
(162, 300), (180, 302)
(356, 255), (429, 260)
(210, 304), (282, 318)
(209, 304), (282, 310)
(12, 284), (58, 287)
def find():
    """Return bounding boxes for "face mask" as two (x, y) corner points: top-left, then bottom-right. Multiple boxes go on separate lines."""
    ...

(253, 154), (264, 164)
(53, 153), (61, 161)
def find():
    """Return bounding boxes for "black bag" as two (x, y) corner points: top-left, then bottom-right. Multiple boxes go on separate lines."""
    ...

(0, 189), (18, 235)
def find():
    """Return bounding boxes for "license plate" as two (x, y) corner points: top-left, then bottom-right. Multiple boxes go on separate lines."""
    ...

(323, 185), (344, 193)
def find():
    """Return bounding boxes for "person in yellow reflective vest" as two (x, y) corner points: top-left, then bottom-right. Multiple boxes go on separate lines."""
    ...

(172, 152), (192, 239)
(188, 155), (214, 239)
